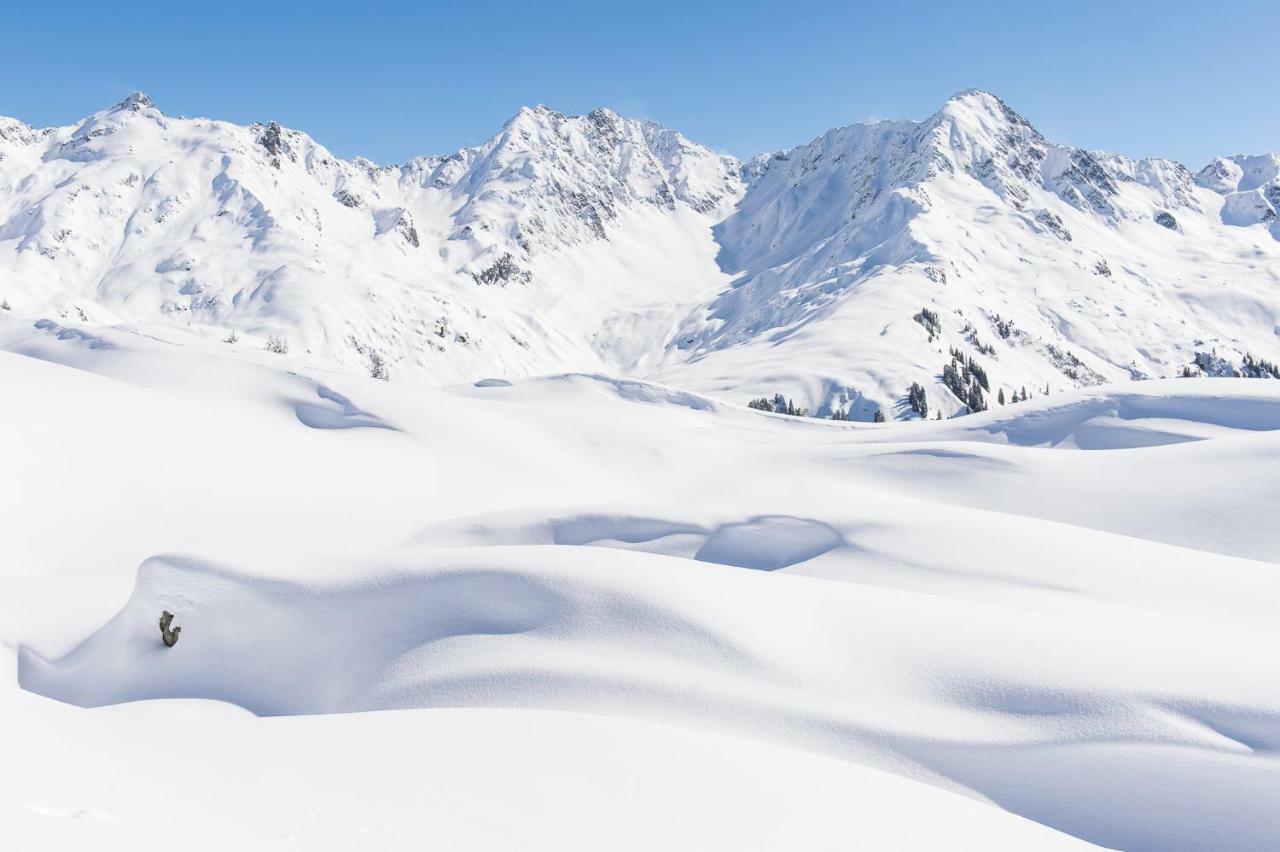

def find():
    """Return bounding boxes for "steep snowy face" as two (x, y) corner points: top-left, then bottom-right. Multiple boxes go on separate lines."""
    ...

(400, 104), (741, 271)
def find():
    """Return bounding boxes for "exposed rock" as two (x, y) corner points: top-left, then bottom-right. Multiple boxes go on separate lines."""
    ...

(334, 189), (362, 208)
(159, 610), (181, 647)
(1045, 344), (1106, 385)
(115, 91), (154, 112)
(1155, 211), (1178, 230)
(472, 253), (531, 286)
(1035, 209), (1073, 241)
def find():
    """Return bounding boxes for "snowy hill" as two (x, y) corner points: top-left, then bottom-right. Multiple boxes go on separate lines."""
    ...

(5, 314), (1280, 849)
(2, 90), (1279, 416)
(6, 89), (1280, 850)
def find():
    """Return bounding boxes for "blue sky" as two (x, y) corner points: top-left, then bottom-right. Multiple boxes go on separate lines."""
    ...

(4, 0), (1277, 167)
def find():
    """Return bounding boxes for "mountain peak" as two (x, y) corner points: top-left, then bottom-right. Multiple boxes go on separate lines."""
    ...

(113, 91), (156, 113)
(934, 89), (1030, 129)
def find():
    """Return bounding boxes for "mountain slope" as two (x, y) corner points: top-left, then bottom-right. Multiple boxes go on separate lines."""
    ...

(660, 90), (1280, 417)
(1, 91), (1278, 416)
(0, 94), (739, 384)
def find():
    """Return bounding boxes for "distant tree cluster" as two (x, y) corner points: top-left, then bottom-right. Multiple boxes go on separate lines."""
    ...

(747, 393), (809, 417)
(1185, 350), (1280, 379)
(1001, 386), (1031, 404)
(369, 350), (391, 381)
(962, 321), (997, 357)
(913, 307), (942, 341)
(943, 348), (989, 413)
(1241, 353), (1280, 379)
(907, 382), (928, 419)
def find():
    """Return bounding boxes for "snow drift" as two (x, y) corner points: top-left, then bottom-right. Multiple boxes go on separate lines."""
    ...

(6, 321), (1280, 849)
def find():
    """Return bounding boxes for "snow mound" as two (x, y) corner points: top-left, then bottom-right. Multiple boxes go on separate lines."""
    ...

(21, 536), (1280, 849)
(7, 332), (1280, 849)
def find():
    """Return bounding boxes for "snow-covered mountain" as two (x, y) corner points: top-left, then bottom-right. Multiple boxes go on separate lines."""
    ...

(2, 90), (1278, 417)
(0, 93), (741, 384)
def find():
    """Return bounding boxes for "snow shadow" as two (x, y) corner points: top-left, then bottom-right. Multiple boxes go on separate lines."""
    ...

(293, 384), (398, 431)
(531, 512), (847, 571)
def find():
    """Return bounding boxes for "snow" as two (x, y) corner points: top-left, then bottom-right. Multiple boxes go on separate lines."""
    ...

(4, 90), (1280, 419)
(4, 310), (1280, 848)
(4, 87), (1280, 849)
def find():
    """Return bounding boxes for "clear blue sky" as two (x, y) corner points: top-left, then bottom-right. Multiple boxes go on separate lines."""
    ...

(4, 0), (1277, 167)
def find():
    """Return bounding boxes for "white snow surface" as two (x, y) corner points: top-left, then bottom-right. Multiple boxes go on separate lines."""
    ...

(3, 90), (1280, 419)
(4, 312), (1280, 849)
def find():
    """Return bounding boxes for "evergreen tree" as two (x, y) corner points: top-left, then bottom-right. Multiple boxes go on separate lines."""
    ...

(966, 383), (986, 412)
(873, 409), (886, 423)
(907, 382), (928, 419)
(998, 388), (1005, 405)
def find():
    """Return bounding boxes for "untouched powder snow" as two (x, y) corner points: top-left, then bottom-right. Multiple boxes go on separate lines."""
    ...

(4, 312), (1280, 849)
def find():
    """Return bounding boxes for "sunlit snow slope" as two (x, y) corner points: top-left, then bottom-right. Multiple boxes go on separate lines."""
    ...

(4, 315), (1280, 850)
(3, 91), (1279, 417)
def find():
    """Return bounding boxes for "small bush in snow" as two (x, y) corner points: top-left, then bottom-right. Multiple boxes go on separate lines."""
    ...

(224, 330), (239, 344)
(0, 298), (10, 311)
(265, 335), (288, 354)
(369, 350), (391, 381)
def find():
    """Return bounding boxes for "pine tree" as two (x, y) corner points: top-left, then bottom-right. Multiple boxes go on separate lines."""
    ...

(998, 388), (1005, 405)
(907, 382), (928, 419)
(966, 383), (986, 412)
(873, 409), (886, 423)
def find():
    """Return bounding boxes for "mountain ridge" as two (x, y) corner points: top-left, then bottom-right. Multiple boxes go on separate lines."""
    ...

(2, 90), (1278, 419)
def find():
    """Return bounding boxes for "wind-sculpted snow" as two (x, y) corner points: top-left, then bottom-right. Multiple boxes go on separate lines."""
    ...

(20, 537), (1280, 850)
(6, 328), (1280, 848)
